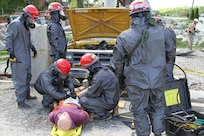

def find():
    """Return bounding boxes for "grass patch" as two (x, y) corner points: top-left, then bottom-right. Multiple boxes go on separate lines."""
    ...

(0, 50), (9, 62)
(176, 38), (204, 50)
(0, 50), (8, 55)
(66, 33), (73, 44)
(196, 41), (204, 50)
(176, 39), (188, 48)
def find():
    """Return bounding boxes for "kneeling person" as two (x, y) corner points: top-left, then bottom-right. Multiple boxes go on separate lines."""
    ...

(78, 53), (120, 121)
(34, 59), (76, 109)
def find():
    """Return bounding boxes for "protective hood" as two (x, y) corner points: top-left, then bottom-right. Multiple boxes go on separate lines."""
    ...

(88, 61), (102, 73)
(21, 12), (36, 29)
(50, 11), (60, 23)
(130, 12), (151, 26)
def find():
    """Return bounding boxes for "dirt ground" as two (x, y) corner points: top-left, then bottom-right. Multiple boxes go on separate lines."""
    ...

(0, 49), (204, 136)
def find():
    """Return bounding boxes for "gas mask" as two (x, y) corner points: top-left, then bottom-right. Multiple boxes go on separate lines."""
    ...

(59, 74), (68, 81)
(26, 17), (36, 29)
(59, 10), (67, 21)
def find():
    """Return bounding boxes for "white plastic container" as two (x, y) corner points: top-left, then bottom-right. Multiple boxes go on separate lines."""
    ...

(30, 24), (52, 84)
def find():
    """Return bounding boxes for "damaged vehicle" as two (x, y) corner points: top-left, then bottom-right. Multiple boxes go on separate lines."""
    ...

(66, 8), (130, 83)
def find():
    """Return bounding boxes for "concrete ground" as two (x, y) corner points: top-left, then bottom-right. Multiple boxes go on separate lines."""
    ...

(0, 51), (204, 136)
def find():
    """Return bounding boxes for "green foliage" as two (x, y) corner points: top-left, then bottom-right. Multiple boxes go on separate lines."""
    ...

(0, 0), (41, 14)
(157, 7), (188, 17)
(197, 41), (204, 50)
(77, 0), (84, 8)
(66, 33), (73, 43)
(69, 0), (78, 8)
(176, 39), (204, 51)
(0, 0), (23, 14)
(157, 6), (204, 18)
(195, 7), (199, 19)
(187, 10), (189, 18)
(190, 9), (195, 20)
(0, 51), (9, 62)
(0, 50), (8, 56)
(176, 39), (188, 48)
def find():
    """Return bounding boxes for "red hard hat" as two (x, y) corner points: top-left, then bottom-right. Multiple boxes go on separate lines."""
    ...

(129, 0), (150, 16)
(23, 5), (39, 20)
(48, 2), (63, 12)
(80, 53), (99, 69)
(56, 59), (71, 76)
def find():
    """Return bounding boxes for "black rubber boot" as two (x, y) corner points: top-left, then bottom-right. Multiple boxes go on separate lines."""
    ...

(18, 102), (31, 109)
(93, 113), (112, 121)
(26, 95), (37, 100)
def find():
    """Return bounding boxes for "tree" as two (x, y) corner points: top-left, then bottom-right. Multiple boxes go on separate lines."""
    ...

(195, 7), (199, 19)
(77, 0), (84, 8)
(0, 0), (43, 14)
(190, 8), (195, 20)
(0, 0), (17, 14)
(190, 0), (195, 19)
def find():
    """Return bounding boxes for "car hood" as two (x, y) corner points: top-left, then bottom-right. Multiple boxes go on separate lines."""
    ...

(66, 8), (130, 48)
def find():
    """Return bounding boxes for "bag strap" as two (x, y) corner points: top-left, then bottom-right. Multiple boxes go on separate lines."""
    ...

(125, 25), (150, 66)
(125, 18), (156, 66)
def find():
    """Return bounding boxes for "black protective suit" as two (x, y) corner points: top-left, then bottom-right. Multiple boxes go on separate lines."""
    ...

(3, 14), (37, 104)
(47, 11), (67, 62)
(110, 14), (176, 136)
(79, 62), (120, 117)
(34, 64), (75, 108)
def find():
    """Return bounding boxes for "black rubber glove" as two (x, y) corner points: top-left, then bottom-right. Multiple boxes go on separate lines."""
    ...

(9, 53), (16, 62)
(65, 92), (76, 99)
(65, 93), (71, 99)
(32, 48), (37, 58)
(70, 92), (77, 99)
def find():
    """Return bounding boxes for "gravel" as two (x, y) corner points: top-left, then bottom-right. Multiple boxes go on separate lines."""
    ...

(0, 49), (204, 136)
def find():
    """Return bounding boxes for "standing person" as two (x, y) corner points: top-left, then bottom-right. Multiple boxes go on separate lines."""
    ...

(110, 0), (176, 136)
(47, 2), (68, 62)
(186, 18), (199, 50)
(3, 5), (39, 109)
(78, 53), (120, 121)
(34, 59), (76, 110)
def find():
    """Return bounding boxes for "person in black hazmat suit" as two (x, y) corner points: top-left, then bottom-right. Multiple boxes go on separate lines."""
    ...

(78, 53), (120, 121)
(34, 59), (76, 110)
(3, 5), (39, 109)
(110, 0), (176, 136)
(47, 2), (68, 62)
